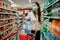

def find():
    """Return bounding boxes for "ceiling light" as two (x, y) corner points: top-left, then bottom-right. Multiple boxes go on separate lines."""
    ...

(8, 0), (14, 4)
(29, 0), (31, 3)
(11, 4), (18, 7)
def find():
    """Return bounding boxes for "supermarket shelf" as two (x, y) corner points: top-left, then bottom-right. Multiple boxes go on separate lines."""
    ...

(0, 22), (14, 28)
(9, 33), (17, 39)
(0, 7), (7, 10)
(0, 27), (13, 34)
(42, 16), (60, 19)
(47, 24), (57, 34)
(0, 12), (16, 15)
(1, 30), (17, 40)
(42, 0), (59, 12)
(0, 7), (17, 12)
(44, 26), (50, 31)
(43, 32), (50, 40)
(18, 17), (23, 18)
(0, 2), (18, 40)
(0, 17), (16, 20)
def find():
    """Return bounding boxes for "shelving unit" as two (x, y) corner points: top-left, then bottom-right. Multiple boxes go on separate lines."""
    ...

(0, 6), (17, 12)
(42, 16), (60, 19)
(0, 22), (14, 27)
(41, 0), (60, 40)
(17, 12), (23, 28)
(0, 12), (17, 15)
(1, 31), (17, 40)
(41, 0), (59, 12)
(42, 32), (50, 40)
(0, 18), (16, 20)
(0, 2), (18, 40)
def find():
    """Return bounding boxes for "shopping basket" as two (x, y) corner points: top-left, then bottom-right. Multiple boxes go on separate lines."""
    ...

(19, 30), (38, 40)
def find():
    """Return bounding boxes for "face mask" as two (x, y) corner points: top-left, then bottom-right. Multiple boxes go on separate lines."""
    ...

(32, 6), (37, 12)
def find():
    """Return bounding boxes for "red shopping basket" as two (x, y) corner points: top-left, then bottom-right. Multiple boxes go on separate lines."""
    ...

(19, 34), (34, 40)
(19, 30), (38, 40)
(19, 34), (27, 40)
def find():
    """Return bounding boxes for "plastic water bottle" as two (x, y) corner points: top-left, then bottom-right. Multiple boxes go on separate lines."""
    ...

(25, 17), (31, 34)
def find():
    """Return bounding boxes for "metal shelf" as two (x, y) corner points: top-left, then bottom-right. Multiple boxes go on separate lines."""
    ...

(9, 33), (17, 40)
(18, 17), (23, 18)
(0, 7), (17, 12)
(0, 27), (13, 34)
(42, 0), (59, 12)
(0, 22), (14, 28)
(0, 17), (16, 20)
(0, 12), (16, 15)
(0, 5), (18, 40)
(0, 22), (16, 34)
(43, 32), (50, 40)
(1, 30), (17, 40)
(42, 16), (60, 19)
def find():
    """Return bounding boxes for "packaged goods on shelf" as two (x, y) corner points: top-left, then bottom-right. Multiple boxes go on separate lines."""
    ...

(41, 0), (60, 40)
(0, 1), (18, 40)
(45, 0), (56, 8)
(0, 2), (11, 10)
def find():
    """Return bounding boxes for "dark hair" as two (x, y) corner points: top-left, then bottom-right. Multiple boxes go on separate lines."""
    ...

(33, 2), (41, 23)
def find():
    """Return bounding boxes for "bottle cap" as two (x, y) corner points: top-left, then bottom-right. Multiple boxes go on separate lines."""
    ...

(27, 19), (31, 21)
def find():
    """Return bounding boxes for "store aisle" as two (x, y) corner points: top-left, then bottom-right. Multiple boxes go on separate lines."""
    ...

(0, 0), (60, 40)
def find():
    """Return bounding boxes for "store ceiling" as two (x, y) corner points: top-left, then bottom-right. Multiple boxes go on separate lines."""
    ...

(0, 0), (47, 8)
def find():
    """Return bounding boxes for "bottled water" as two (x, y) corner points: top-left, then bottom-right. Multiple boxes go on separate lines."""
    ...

(25, 17), (31, 34)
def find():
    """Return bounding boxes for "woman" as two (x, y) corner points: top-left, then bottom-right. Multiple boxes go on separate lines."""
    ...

(31, 2), (41, 40)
